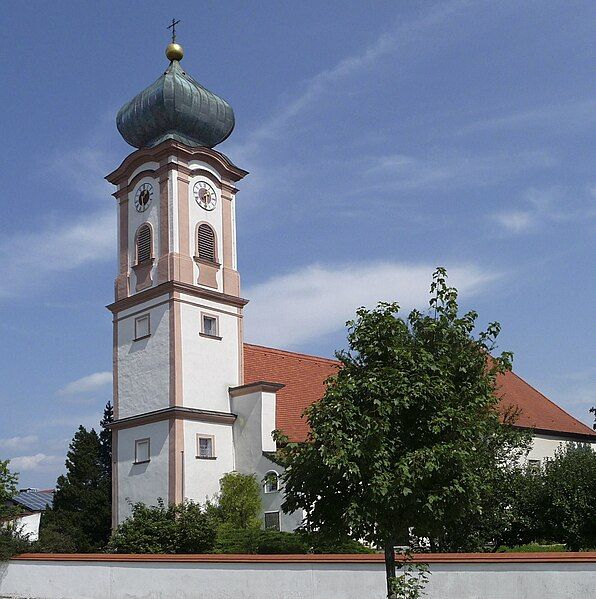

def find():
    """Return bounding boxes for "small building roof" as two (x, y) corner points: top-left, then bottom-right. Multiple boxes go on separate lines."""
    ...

(13, 489), (54, 512)
(243, 343), (596, 443)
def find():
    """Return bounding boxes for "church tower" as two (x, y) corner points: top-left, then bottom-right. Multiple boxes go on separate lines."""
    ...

(106, 36), (248, 525)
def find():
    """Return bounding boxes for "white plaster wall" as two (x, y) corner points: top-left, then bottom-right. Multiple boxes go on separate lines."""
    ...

(2, 559), (596, 599)
(179, 294), (240, 413)
(232, 391), (303, 532)
(117, 298), (170, 418)
(188, 168), (224, 292)
(183, 421), (235, 504)
(127, 173), (159, 293)
(261, 391), (277, 453)
(11, 512), (41, 541)
(526, 434), (596, 464)
(117, 420), (169, 522)
(127, 162), (159, 185)
(231, 194), (237, 269)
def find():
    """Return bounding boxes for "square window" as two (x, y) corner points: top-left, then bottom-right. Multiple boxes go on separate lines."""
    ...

(264, 511), (280, 531)
(201, 314), (219, 338)
(135, 314), (150, 340)
(197, 435), (215, 459)
(135, 438), (150, 464)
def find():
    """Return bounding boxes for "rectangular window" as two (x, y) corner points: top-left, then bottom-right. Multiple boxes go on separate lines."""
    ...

(134, 314), (151, 340)
(134, 438), (150, 464)
(264, 472), (280, 494)
(196, 435), (215, 459)
(200, 313), (220, 339)
(264, 511), (281, 531)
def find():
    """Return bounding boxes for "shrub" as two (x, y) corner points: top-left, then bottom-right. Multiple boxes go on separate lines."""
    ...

(213, 522), (260, 554)
(0, 523), (31, 561)
(254, 530), (308, 554)
(214, 525), (308, 554)
(108, 500), (217, 554)
(300, 531), (374, 554)
(497, 543), (566, 553)
(34, 521), (78, 553)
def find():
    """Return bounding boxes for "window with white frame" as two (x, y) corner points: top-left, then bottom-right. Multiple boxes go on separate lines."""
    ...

(264, 471), (280, 494)
(134, 438), (150, 464)
(201, 314), (219, 338)
(134, 314), (151, 340)
(196, 434), (215, 459)
(264, 511), (280, 531)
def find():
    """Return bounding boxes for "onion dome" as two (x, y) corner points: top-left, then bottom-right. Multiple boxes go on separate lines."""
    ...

(116, 42), (235, 149)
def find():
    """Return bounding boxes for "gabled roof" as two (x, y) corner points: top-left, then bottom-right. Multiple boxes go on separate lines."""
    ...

(243, 343), (596, 443)
(12, 489), (54, 512)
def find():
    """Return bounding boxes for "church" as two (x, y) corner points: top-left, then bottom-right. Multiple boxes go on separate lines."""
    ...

(107, 37), (596, 532)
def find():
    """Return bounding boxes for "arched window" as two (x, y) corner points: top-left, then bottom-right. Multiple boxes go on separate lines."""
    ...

(136, 224), (152, 263)
(264, 471), (279, 494)
(197, 223), (216, 262)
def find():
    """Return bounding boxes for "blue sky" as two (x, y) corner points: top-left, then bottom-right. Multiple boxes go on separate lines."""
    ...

(1, 1), (594, 488)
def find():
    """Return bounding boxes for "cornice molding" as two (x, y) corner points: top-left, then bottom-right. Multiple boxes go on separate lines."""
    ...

(107, 279), (249, 314)
(110, 406), (237, 430)
(229, 381), (285, 398)
(106, 140), (248, 186)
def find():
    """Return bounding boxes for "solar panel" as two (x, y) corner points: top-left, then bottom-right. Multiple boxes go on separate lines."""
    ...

(14, 490), (54, 512)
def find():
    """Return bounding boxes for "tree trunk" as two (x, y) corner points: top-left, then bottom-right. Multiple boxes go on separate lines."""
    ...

(384, 539), (397, 599)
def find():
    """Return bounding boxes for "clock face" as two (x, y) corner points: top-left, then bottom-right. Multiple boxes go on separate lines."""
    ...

(193, 181), (217, 211)
(134, 183), (153, 212)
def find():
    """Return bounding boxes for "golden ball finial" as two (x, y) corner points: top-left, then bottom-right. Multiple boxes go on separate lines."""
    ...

(166, 43), (184, 62)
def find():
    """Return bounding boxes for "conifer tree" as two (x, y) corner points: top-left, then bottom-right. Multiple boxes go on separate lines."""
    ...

(41, 425), (111, 551)
(99, 401), (114, 478)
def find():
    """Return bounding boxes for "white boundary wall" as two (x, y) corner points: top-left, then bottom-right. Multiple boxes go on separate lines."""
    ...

(1, 554), (595, 599)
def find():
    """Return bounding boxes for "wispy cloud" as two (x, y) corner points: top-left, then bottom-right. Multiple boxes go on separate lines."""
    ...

(0, 116), (117, 300)
(459, 99), (596, 135)
(58, 371), (112, 397)
(492, 187), (596, 234)
(363, 150), (555, 192)
(244, 261), (497, 348)
(0, 435), (38, 451)
(0, 209), (114, 298)
(227, 1), (471, 164)
(493, 210), (535, 233)
(9, 453), (63, 473)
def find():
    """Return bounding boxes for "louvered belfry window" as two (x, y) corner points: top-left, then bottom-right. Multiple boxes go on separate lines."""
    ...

(197, 224), (216, 262)
(137, 224), (152, 263)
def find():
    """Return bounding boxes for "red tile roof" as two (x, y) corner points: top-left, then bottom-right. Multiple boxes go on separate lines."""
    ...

(243, 343), (596, 443)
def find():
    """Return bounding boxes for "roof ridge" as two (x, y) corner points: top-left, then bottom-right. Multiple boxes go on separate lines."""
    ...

(243, 343), (340, 365)
(504, 370), (596, 436)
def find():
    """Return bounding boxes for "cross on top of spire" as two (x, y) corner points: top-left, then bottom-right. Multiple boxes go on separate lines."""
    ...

(167, 18), (181, 43)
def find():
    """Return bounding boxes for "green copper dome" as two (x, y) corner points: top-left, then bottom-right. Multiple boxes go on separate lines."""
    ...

(116, 56), (235, 149)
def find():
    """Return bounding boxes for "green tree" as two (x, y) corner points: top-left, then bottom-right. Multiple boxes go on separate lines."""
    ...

(275, 268), (529, 598)
(0, 460), (18, 516)
(0, 460), (30, 560)
(213, 472), (263, 553)
(41, 426), (111, 551)
(590, 406), (595, 429)
(539, 443), (596, 550)
(217, 472), (261, 529)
